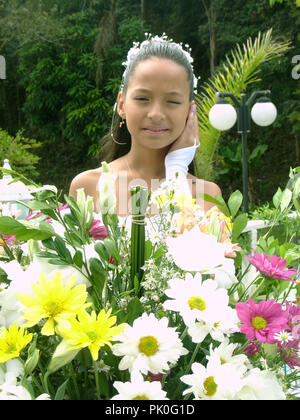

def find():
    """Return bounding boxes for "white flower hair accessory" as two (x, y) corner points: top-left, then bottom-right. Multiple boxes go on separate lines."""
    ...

(122, 33), (200, 93)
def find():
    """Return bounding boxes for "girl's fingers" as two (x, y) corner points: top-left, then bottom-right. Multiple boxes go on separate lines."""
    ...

(191, 104), (200, 148)
(169, 103), (200, 152)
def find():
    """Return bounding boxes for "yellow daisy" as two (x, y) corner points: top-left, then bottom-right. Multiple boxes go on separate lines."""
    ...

(56, 309), (126, 361)
(0, 322), (33, 363)
(17, 271), (91, 336)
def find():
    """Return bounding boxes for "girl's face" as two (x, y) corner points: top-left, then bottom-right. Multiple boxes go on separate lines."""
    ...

(117, 57), (191, 150)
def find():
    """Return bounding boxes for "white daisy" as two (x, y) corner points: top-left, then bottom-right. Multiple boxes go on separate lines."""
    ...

(112, 312), (188, 374)
(187, 304), (239, 344)
(207, 339), (248, 376)
(181, 355), (244, 400)
(163, 273), (229, 327)
(111, 370), (168, 400)
(274, 330), (294, 345)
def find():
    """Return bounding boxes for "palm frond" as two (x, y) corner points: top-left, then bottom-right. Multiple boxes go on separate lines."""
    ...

(194, 29), (291, 181)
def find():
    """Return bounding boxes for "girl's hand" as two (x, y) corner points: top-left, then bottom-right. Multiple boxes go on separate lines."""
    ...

(168, 102), (200, 154)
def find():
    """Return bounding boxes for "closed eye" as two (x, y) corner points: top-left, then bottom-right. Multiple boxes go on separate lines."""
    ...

(135, 97), (149, 101)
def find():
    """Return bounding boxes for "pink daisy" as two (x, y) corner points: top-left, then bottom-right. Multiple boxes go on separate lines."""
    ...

(236, 298), (290, 344)
(245, 251), (297, 282)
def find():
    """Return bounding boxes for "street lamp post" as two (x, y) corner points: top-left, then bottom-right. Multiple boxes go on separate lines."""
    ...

(209, 90), (277, 213)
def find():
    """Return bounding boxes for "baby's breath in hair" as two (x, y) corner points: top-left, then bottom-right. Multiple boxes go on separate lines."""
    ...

(121, 33), (200, 96)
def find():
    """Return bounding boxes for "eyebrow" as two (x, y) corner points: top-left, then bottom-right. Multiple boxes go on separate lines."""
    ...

(132, 88), (184, 97)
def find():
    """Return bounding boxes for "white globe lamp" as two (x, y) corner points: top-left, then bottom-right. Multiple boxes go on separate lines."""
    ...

(209, 99), (237, 131)
(251, 97), (277, 127)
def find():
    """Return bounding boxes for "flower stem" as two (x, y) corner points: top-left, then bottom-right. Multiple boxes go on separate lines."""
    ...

(93, 360), (101, 400)
(185, 343), (201, 375)
(69, 362), (81, 400)
(43, 371), (51, 396)
(249, 278), (267, 301)
(180, 326), (188, 341)
(281, 282), (294, 304)
(235, 339), (251, 355)
(130, 186), (148, 295)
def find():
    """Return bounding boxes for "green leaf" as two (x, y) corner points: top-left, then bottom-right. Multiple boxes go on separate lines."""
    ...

(36, 251), (59, 259)
(0, 216), (24, 235)
(63, 214), (80, 233)
(26, 200), (57, 210)
(47, 259), (71, 266)
(41, 238), (56, 251)
(152, 244), (168, 260)
(144, 240), (153, 261)
(227, 190), (243, 218)
(198, 194), (230, 217)
(73, 250), (83, 268)
(232, 213), (248, 242)
(273, 187), (282, 209)
(16, 228), (54, 241)
(280, 188), (292, 212)
(89, 257), (107, 297)
(134, 273), (140, 296)
(39, 221), (56, 235)
(54, 237), (73, 263)
(0, 217), (55, 241)
(54, 379), (69, 401)
(126, 297), (144, 325)
(94, 242), (108, 260)
(103, 237), (122, 262)
(64, 194), (81, 214)
(293, 176), (300, 198)
(293, 197), (300, 212)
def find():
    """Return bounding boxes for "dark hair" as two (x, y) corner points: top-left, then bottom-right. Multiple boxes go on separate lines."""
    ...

(99, 37), (196, 164)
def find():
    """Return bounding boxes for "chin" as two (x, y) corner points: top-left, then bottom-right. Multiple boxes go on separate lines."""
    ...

(146, 142), (173, 151)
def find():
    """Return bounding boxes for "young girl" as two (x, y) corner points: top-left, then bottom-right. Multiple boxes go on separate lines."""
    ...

(69, 35), (221, 217)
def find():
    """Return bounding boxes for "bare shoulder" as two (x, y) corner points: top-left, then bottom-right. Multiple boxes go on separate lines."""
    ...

(187, 173), (221, 196)
(203, 179), (222, 198)
(69, 167), (102, 200)
(187, 173), (222, 211)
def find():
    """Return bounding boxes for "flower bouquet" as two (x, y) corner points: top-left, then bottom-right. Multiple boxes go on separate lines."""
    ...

(0, 164), (299, 400)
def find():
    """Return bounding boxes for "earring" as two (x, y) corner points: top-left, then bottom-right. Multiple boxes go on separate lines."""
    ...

(110, 104), (127, 145)
(119, 118), (125, 128)
(110, 132), (127, 145)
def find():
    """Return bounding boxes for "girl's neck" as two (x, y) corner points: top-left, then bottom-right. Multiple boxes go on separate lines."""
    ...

(126, 144), (168, 180)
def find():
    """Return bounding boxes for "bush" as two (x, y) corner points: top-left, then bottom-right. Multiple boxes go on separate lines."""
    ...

(0, 128), (41, 179)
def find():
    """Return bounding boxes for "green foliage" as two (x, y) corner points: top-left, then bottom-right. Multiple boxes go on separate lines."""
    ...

(0, 128), (41, 178)
(215, 141), (268, 187)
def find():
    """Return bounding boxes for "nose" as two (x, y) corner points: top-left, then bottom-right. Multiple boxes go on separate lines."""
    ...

(147, 101), (165, 122)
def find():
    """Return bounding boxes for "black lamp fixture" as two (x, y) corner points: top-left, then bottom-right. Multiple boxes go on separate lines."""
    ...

(209, 91), (277, 213)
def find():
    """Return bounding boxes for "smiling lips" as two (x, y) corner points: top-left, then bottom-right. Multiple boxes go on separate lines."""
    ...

(143, 126), (169, 135)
